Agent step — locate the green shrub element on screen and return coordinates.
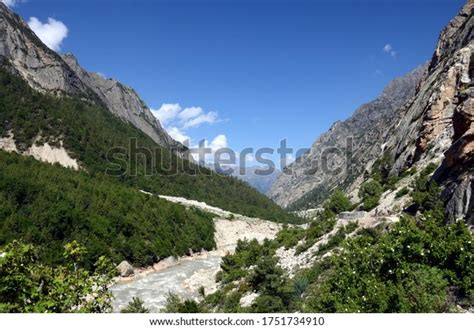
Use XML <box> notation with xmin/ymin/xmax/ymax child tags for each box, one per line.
<box><xmin>324</xmin><ymin>190</ymin><xmax>353</xmax><ymax>215</ymax></box>
<box><xmin>359</xmin><ymin>180</ymin><xmax>383</xmax><ymax>210</ymax></box>
<box><xmin>395</xmin><ymin>187</ymin><xmax>410</xmax><ymax>199</ymax></box>
<box><xmin>121</xmin><ymin>298</ymin><xmax>149</xmax><ymax>313</ymax></box>
<box><xmin>0</xmin><ymin>241</ymin><xmax>115</xmax><ymax>313</ymax></box>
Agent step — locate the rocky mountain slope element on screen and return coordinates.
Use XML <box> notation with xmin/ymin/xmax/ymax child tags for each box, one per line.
<box><xmin>271</xmin><ymin>1</ymin><xmax>473</xmax><ymax>224</ymax></box>
<box><xmin>0</xmin><ymin>3</ymin><xmax>180</xmax><ymax>150</ymax></box>
<box><xmin>269</xmin><ymin>64</ymin><xmax>427</xmax><ymax>208</ymax></box>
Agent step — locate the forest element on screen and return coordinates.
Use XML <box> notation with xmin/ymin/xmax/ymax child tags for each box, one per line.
<box><xmin>0</xmin><ymin>150</ymin><xmax>216</xmax><ymax>268</ymax></box>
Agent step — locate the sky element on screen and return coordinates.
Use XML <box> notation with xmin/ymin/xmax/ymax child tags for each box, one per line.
<box><xmin>3</xmin><ymin>0</ymin><xmax>467</xmax><ymax>166</ymax></box>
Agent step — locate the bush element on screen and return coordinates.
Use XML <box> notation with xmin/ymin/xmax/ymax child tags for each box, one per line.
<box><xmin>162</xmin><ymin>293</ymin><xmax>205</xmax><ymax>313</ymax></box>
<box><xmin>324</xmin><ymin>190</ymin><xmax>353</xmax><ymax>215</ymax></box>
<box><xmin>121</xmin><ymin>298</ymin><xmax>149</xmax><ymax>313</ymax></box>
<box><xmin>304</xmin><ymin>216</ymin><xmax>473</xmax><ymax>312</ymax></box>
<box><xmin>359</xmin><ymin>180</ymin><xmax>383</xmax><ymax>210</ymax></box>
<box><xmin>0</xmin><ymin>241</ymin><xmax>115</xmax><ymax>313</ymax></box>
<box><xmin>395</xmin><ymin>187</ymin><xmax>410</xmax><ymax>199</ymax></box>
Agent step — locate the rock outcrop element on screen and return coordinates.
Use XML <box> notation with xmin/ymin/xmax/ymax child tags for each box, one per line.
<box><xmin>0</xmin><ymin>3</ymin><xmax>182</xmax><ymax>151</ymax></box>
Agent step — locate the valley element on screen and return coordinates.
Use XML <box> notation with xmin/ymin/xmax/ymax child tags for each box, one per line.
<box><xmin>0</xmin><ymin>0</ymin><xmax>473</xmax><ymax>315</ymax></box>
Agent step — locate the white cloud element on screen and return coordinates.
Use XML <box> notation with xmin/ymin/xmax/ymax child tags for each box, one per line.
<box><xmin>209</xmin><ymin>134</ymin><xmax>228</xmax><ymax>151</ymax></box>
<box><xmin>189</xmin><ymin>134</ymin><xmax>229</xmax><ymax>164</ymax></box>
<box><xmin>28</xmin><ymin>17</ymin><xmax>68</xmax><ymax>51</ymax></box>
<box><xmin>383</xmin><ymin>43</ymin><xmax>397</xmax><ymax>58</ymax></box>
<box><xmin>151</xmin><ymin>103</ymin><xmax>182</xmax><ymax>125</ymax></box>
<box><xmin>152</xmin><ymin>103</ymin><xmax>220</xmax><ymax>130</ymax></box>
<box><xmin>167</xmin><ymin>127</ymin><xmax>191</xmax><ymax>145</ymax></box>
<box><xmin>182</xmin><ymin>111</ymin><xmax>218</xmax><ymax>129</ymax></box>
<box><xmin>1</xmin><ymin>0</ymin><xmax>21</xmax><ymax>7</ymax></box>
<box><xmin>178</xmin><ymin>106</ymin><xmax>203</xmax><ymax>121</ymax></box>
<box><xmin>151</xmin><ymin>103</ymin><xmax>227</xmax><ymax>165</ymax></box>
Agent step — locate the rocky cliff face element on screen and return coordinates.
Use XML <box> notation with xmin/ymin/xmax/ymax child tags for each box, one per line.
<box><xmin>269</xmin><ymin>65</ymin><xmax>427</xmax><ymax>208</ymax></box>
<box><xmin>270</xmin><ymin>0</ymin><xmax>474</xmax><ymax>223</ymax></box>
<box><xmin>0</xmin><ymin>3</ymin><xmax>182</xmax><ymax>152</ymax></box>
<box><xmin>387</xmin><ymin>0</ymin><xmax>474</xmax><ymax>224</ymax></box>
<box><xmin>61</xmin><ymin>53</ymin><xmax>185</xmax><ymax>152</ymax></box>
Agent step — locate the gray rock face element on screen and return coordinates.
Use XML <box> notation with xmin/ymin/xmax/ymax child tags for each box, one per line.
<box><xmin>0</xmin><ymin>3</ymin><xmax>90</xmax><ymax>96</ymax></box>
<box><xmin>62</xmin><ymin>54</ymin><xmax>185</xmax><ymax>152</ymax></box>
<box><xmin>385</xmin><ymin>0</ymin><xmax>474</xmax><ymax>223</ymax></box>
<box><xmin>270</xmin><ymin>1</ymin><xmax>474</xmax><ymax>222</ymax></box>
<box><xmin>0</xmin><ymin>3</ymin><xmax>183</xmax><ymax>152</ymax></box>
<box><xmin>117</xmin><ymin>261</ymin><xmax>135</xmax><ymax>277</ymax></box>
<box><xmin>269</xmin><ymin>64</ymin><xmax>427</xmax><ymax>209</ymax></box>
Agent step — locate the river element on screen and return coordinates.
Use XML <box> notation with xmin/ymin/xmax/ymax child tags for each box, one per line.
<box><xmin>110</xmin><ymin>255</ymin><xmax>221</xmax><ymax>312</ymax></box>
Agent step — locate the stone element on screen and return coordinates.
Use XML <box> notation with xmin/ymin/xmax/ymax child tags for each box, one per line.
<box><xmin>117</xmin><ymin>261</ymin><xmax>134</xmax><ymax>277</ymax></box>
<box><xmin>239</xmin><ymin>293</ymin><xmax>259</xmax><ymax>307</ymax></box>
<box><xmin>337</xmin><ymin>211</ymin><xmax>367</xmax><ymax>220</ymax></box>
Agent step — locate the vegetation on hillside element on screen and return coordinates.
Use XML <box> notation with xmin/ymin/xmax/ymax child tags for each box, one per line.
<box><xmin>0</xmin><ymin>151</ymin><xmax>216</xmax><ymax>268</ymax></box>
<box><xmin>0</xmin><ymin>67</ymin><xmax>298</xmax><ymax>224</ymax></box>
<box><xmin>167</xmin><ymin>179</ymin><xmax>473</xmax><ymax>313</ymax></box>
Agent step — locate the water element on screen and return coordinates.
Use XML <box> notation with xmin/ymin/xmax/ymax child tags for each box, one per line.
<box><xmin>110</xmin><ymin>255</ymin><xmax>221</xmax><ymax>312</ymax></box>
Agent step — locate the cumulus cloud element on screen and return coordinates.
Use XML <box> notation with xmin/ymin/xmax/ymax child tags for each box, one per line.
<box><xmin>151</xmin><ymin>103</ymin><xmax>182</xmax><ymax>126</ymax></box>
<box><xmin>151</xmin><ymin>103</ymin><xmax>228</xmax><ymax>164</ymax></box>
<box><xmin>383</xmin><ymin>43</ymin><xmax>397</xmax><ymax>58</ymax></box>
<box><xmin>152</xmin><ymin>103</ymin><xmax>220</xmax><ymax>130</ymax></box>
<box><xmin>1</xmin><ymin>0</ymin><xmax>21</xmax><ymax>7</ymax></box>
<box><xmin>167</xmin><ymin>127</ymin><xmax>191</xmax><ymax>145</ymax></box>
<box><xmin>182</xmin><ymin>110</ymin><xmax>219</xmax><ymax>129</ymax></box>
<box><xmin>28</xmin><ymin>17</ymin><xmax>68</xmax><ymax>51</ymax></box>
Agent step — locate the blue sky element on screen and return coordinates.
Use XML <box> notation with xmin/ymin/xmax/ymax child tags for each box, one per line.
<box><xmin>5</xmin><ymin>0</ymin><xmax>467</xmax><ymax>165</ymax></box>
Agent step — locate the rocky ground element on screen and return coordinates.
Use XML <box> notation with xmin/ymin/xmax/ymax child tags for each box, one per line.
<box><xmin>276</xmin><ymin>212</ymin><xmax>399</xmax><ymax>276</ymax></box>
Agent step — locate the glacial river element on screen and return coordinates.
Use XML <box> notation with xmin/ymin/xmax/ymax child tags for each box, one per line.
<box><xmin>110</xmin><ymin>255</ymin><xmax>222</xmax><ymax>312</ymax></box>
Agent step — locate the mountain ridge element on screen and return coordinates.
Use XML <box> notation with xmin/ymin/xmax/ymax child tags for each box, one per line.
<box><xmin>0</xmin><ymin>2</ymin><xmax>181</xmax><ymax>151</ymax></box>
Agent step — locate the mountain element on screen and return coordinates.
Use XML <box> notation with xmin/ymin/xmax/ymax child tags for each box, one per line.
<box><xmin>231</xmin><ymin>166</ymin><xmax>281</xmax><ymax>194</ymax></box>
<box><xmin>269</xmin><ymin>64</ymin><xmax>427</xmax><ymax>208</ymax></box>
<box><xmin>270</xmin><ymin>0</ymin><xmax>473</xmax><ymax>224</ymax></box>
<box><xmin>0</xmin><ymin>2</ymin><xmax>298</xmax><ymax>228</ymax></box>
<box><xmin>0</xmin><ymin>3</ymin><xmax>181</xmax><ymax>151</ymax></box>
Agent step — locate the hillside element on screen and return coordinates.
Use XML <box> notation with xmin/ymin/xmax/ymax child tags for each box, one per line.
<box><xmin>0</xmin><ymin>150</ymin><xmax>216</xmax><ymax>269</ymax></box>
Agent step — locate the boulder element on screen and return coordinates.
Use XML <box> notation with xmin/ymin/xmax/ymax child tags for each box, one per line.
<box><xmin>338</xmin><ymin>211</ymin><xmax>367</xmax><ymax>220</ymax></box>
<box><xmin>117</xmin><ymin>261</ymin><xmax>134</xmax><ymax>277</ymax></box>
